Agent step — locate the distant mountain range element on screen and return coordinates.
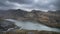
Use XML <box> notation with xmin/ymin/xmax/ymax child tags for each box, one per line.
<box><xmin>0</xmin><ymin>9</ymin><xmax>60</xmax><ymax>28</ymax></box>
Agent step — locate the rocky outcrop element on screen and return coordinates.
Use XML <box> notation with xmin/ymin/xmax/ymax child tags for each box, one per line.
<box><xmin>0</xmin><ymin>18</ymin><xmax>19</xmax><ymax>31</ymax></box>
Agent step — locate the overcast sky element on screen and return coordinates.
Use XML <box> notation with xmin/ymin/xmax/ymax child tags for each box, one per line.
<box><xmin>0</xmin><ymin>0</ymin><xmax>60</xmax><ymax>11</ymax></box>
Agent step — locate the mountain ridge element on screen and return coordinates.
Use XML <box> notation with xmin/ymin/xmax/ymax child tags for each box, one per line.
<box><xmin>0</xmin><ymin>9</ymin><xmax>60</xmax><ymax>28</ymax></box>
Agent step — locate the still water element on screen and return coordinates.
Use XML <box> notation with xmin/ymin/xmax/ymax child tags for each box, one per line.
<box><xmin>5</xmin><ymin>19</ymin><xmax>60</xmax><ymax>32</ymax></box>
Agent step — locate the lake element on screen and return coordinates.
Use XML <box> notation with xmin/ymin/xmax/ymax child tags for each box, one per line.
<box><xmin>5</xmin><ymin>19</ymin><xmax>60</xmax><ymax>32</ymax></box>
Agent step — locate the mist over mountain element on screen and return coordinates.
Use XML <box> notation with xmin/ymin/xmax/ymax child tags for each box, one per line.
<box><xmin>0</xmin><ymin>9</ymin><xmax>60</xmax><ymax>28</ymax></box>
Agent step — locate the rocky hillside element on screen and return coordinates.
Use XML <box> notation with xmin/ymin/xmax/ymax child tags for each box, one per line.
<box><xmin>0</xmin><ymin>9</ymin><xmax>60</xmax><ymax>28</ymax></box>
<box><xmin>47</xmin><ymin>10</ymin><xmax>60</xmax><ymax>28</ymax></box>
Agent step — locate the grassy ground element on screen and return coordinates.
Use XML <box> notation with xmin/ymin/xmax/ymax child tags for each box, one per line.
<box><xmin>1</xmin><ymin>30</ymin><xmax>60</xmax><ymax>34</ymax></box>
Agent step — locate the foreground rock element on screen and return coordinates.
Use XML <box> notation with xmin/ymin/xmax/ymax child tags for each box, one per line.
<box><xmin>0</xmin><ymin>18</ymin><xmax>19</xmax><ymax>31</ymax></box>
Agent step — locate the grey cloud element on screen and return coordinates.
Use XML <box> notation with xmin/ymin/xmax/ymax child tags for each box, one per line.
<box><xmin>0</xmin><ymin>0</ymin><xmax>60</xmax><ymax>10</ymax></box>
<box><xmin>55</xmin><ymin>0</ymin><xmax>60</xmax><ymax>10</ymax></box>
<box><xmin>48</xmin><ymin>0</ymin><xmax>60</xmax><ymax>10</ymax></box>
<box><xmin>0</xmin><ymin>0</ymin><xmax>7</xmax><ymax>6</ymax></box>
<box><xmin>8</xmin><ymin>0</ymin><xmax>34</xmax><ymax>4</ymax></box>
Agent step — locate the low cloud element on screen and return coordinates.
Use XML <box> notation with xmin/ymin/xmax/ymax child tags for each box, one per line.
<box><xmin>0</xmin><ymin>0</ymin><xmax>60</xmax><ymax>11</ymax></box>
